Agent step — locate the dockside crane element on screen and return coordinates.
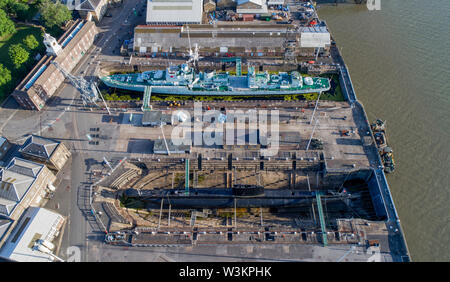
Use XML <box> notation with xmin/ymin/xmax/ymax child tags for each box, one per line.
<box><xmin>51</xmin><ymin>61</ymin><xmax>110</xmax><ymax>114</ymax></box>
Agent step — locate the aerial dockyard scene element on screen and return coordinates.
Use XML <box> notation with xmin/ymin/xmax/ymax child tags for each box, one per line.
<box><xmin>0</xmin><ymin>0</ymin><xmax>448</xmax><ymax>266</ymax></box>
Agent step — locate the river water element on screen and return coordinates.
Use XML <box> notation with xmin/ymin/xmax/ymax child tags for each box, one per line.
<box><xmin>317</xmin><ymin>0</ymin><xmax>450</xmax><ymax>261</ymax></box>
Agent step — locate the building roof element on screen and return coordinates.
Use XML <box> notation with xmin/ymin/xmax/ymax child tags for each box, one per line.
<box><xmin>0</xmin><ymin>158</ymin><xmax>44</xmax><ymax>217</ymax></box>
<box><xmin>0</xmin><ymin>137</ymin><xmax>7</xmax><ymax>147</ymax></box>
<box><xmin>0</xmin><ymin>219</ymin><xmax>12</xmax><ymax>242</ymax></box>
<box><xmin>76</xmin><ymin>0</ymin><xmax>103</xmax><ymax>11</ymax></box>
<box><xmin>153</xmin><ymin>139</ymin><xmax>191</xmax><ymax>154</ymax></box>
<box><xmin>236</xmin><ymin>0</ymin><xmax>267</xmax><ymax>13</ymax></box>
<box><xmin>142</xmin><ymin>111</ymin><xmax>172</xmax><ymax>125</ymax></box>
<box><xmin>19</xmin><ymin>135</ymin><xmax>60</xmax><ymax>160</ymax></box>
<box><xmin>134</xmin><ymin>24</ymin><xmax>298</xmax><ymax>51</ymax></box>
<box><xmin>300</xmin><ymin>26</ymin><xmax>330</xmax><ymax>48</ymax></box>
<box><xmin>301</xmin><ymin>26</ymin><xmax>329</xmax><ymax>33</ymax></box>
<box><xmin>147</xmin><ymin>0</ymin><xmax>203</xmax><ymax>24</ymax></box>
<box><xmin>237</xmin><ymin>0</ymin><xmax>263</xmax><ymax>6</ymax></box>
<box><xmin>216</xmin><ymin>0</ymin><xmax>236</xmax><ymax>7</ymax></box>
<box><xmin>0</xmin><ymin>207</ymin><xmax>64</xmax><ymax>262</ymax></box>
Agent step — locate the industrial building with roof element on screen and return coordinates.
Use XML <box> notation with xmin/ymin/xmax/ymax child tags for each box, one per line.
<box><xmin>11</xmin><ymin>19</ymin><xmax>98</xmax><ymax>111</ymax></box>
<box><xmin>19</xmin><ymin>135</ymin><xmax>71</xmax><ymax>171</ymax></box>
<box><xmin>133</xmin><ymin>23</ymin><xmax>329</xmax><ymax>58</ymax></box>
<box><xmin>0</xmin><ymin>207</ymin><xmax>65</xmax><ymax>262</ymax></box>
<box><xmin>216</xmin><ymin>0</ymin><xmax>236</xmax><ymax>10</ymax></box>
<box><xmin>146</xmin><ymin>0</ymin><xmax>203</xmax><ymax>25</ymax></box>
<box><xmin>236</xmin><ymin>0</ymin><xmax>268</xmax><ymax>14</ymax></box>
<box><xmin>0</xmin><ymin>157</ymin><xmax>56</xmax><ymax>221</ymax></box>
<box><xmin>299</xmin><ymin>26</ymin><xmax>331</xmax><ymax>48</ymax></box>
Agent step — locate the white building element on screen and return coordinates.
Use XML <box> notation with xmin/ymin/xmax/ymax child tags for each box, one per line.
<box><xmin>146</xmin><ymin>0</ymin><xmax>203</xmax><ymax>25</ymax></box>
<box><xmin>0</xmin><ymin>207</ymin><xmax>65</xmax><ymax>262</ymax></box>
<box><xmin>300</xmin><ymin>26</ymin><xmax>331</xmax><ymax>48</ymax></box>
<box><xmin>267</xmin><ymin>0</ymin><xmax>285</xmax><ymax>6</ymax></box>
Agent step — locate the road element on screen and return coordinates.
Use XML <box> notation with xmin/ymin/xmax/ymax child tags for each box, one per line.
<box><xmin>0</xmin><ymin>0</ymin><xmax>148</xmax><ymax>261</ymax></box>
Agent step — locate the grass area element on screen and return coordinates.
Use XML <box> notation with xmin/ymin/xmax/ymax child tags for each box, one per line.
<box><xmin>103</xmin><ymin>92</ymin><xmax>141</xmax><ymax>101</ymax></box>
<box><xmin>0</xmin><ymin>25</ymin><xmax>44</xmax><ymax>102</ymax></box>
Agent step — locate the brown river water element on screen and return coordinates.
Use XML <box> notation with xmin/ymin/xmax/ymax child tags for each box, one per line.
<box><xmin>318</xmin><ymin>0</ymin><xmax>450</xmax><ymax>261</ymax></box>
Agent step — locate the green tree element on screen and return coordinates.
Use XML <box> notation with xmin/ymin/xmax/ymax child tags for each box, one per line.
<box><xmin>0</xmin><ymin>9</ymin><xmax>16</xmax><ymax>38</ymax></box>
<box><xmin>38</xmin><ymin>0</ymin><xmax>72</xmax><ymax>29</ymax></box>
<box><xmin>13</xmin><ymin>2</ymin><xmax>33</xmax><ymax>21</ymax></box>
<box><xmin>0</xmin><ymin>0</ymin><xmax>15</xmax><ymax>13</ymax></box>
<box><xmin>23</xmin><ymin>34</ymin><xmax>39</xmax><ymax>50</ymax></box>
<box><xmin>0</xmin><ymin>64</ymin><xmax>12</xmax><ymax>87</ymax></box>
<box><xmin>9</xmin><ymin>44</ymin><xmax>29</xmax><ymax>69</ymax></box>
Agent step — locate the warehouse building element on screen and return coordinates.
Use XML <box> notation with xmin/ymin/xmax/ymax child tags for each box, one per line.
<box><xmin>300</xmin><ymin>26</ymin><xmax>331</xmax><ymax>48</ymax></box>
<box><xmin>133</xmin><ymin>22</ymin><xmax>330</xmax><ymax>58</ymax></box>
<box><xmin>134</xmin><ymin>24</ymin><xmax>298</xmax><ymax>57</ymax></box>
<box><xmin>146</xmin><ymin>0</ymin><xmax>203</xmax><ymax>25</ymax></box>
<box><xmin>11</xmin><ymin>20</ymin><xmax>98</xmax><ymax>111</ymax></box>
<box><xmin>0</xmin><ymin>207</ymin><xmax>65</xmax><ymax>262</ymax></box>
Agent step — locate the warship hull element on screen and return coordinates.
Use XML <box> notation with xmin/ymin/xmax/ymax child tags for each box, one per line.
<box><xmin>101</xmin><ymin>77</ymin><xmax>330</xmax><ymax>96</ymax></box>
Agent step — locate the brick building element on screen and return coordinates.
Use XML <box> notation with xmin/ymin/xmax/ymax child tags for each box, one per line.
<box><xmin>11</xmin><ymin>20</ymin><xmax>98</xmax><ymax>111</ymax></box>
<box><xmin>19</xmin><ymin>135</ymin><xmax>71</xmax><ymax>172</ymax></box>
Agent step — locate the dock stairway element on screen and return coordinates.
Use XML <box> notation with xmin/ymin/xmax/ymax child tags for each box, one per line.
<box><xmin>315</xmin><ymin>192</ymin><xmax>328</xmax><ymax>247</ymax></box>
<box><xmin>142</xmin><ymin>86</ymin><xmax>152</xmax><ymax>111</ymax></box>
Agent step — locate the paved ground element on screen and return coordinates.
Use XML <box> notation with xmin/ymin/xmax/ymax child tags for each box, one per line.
<box><xmin>86</xmin><ymin>243</ymin><xmax>391</xmax><ymax>262</ymax></box>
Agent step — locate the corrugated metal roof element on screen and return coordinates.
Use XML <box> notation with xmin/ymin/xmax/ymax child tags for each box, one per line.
<box><xmin>146</xmin><ymin>0</ymin><xmax>203</xmax><ymax>24</ymax></box>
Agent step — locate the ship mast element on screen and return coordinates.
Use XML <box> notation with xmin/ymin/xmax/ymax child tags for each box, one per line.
<box><xmin>186</xmin><ymin>25</ymin><xmax>200</xmax><ymax>71</ymax></box>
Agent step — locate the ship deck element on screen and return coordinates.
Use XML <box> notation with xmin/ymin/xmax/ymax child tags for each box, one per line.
<box><xmin>101</xmin><ymin>74</ymin><xmax>330</xmax><ymax>94</ymax></box>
